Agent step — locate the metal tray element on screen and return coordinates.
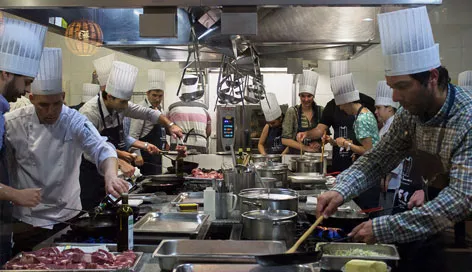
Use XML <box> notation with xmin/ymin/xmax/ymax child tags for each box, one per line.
<box><xmin>173</xmin><ymin>263</ymin><xmax>320</xmax><ymax>272</ymax></box>
<box><xmin>134</xmin><ymin>212</ymin><xmax>209</xmax><ymax>234</ymax></box>
<box><xmin>319</xmin><ymin>243</ymin><xmax>400</xmax><ymax>271</ymax></box>
<box><xmin>171</xmin><ymin>192</ymin><xmax>204</xmax><ymax>206</ymax></box>
<box><xmin>153</xmin><ymin>240</ymin><xmax>287</xmax><ymax>271</ymax></box>
<box><xmin>183</xmin><ymin>176</ymin><xmax>223</xmax><ymax>181</ymax></box>
<box><xmin>1</xmin><ymin>251</ymin><xmax>143</xmax><ymax>272</ymax></box>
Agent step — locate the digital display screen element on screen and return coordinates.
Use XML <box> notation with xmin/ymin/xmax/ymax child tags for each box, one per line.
<box><xmin>222</xmin><ymin>116</ymin><xmax>234</xmax><ymax>138</ymax></box>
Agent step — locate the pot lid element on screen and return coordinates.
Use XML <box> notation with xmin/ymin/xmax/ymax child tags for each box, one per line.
<box><xmin>242</xmin><ymin>209</ymin><xmax>297</xmax><ymax>220</ymax></box>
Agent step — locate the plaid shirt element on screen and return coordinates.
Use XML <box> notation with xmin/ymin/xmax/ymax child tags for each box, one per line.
<box><xmin>332</xmin><ymin>84</ymin><xmax>472</xmax><ymax>244</ymax></box>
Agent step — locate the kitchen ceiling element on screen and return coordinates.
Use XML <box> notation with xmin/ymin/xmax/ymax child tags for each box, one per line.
<box><xmin>2</xmin><ymin>0</ymin><xmax>442</xmax><ymax>67</ymax></box>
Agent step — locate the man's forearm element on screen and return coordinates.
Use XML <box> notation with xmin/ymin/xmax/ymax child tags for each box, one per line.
<box><xmin>100</xmin><ymin>157</ymin><xmax>118</xmax><ymax>180</ymax></box>
<box><xmin>158</xmin><ymin>115</ymin><xmax>173</xmax><ymax>127</ymax></box>
<box><xmin>0</xmin><ymin>183</ymin><xmax>17</xmax><ymax>202</ymax></box>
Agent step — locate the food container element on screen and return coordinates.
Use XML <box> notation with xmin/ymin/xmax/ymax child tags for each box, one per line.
<box><xmin>153</xmin><ymin>240</ymin><xmax>287</xmax><ymax>271</ymax></box>
<box><xmin>251</xmin><ymin>154</ymin><xmax>283</xmax><ymax>163</ymax></box>
<box><xmin>319</xmin><ymin>243</ymin><xmax>400</xmax><ymax>271</ymax></box>
<box><xmin>172</xmin><ymin>263</ymin><xmax>317</xmax><ymax>272</ymax></box>
<box><xmin>256</xmin><ymin>164</ymin><xmax>288</xmax><ymax>186</ymax></box>
<box><xmin>239</xmin><ymin>188</ymin><xmax>298</xmax><ymax>214</ymax></box>
<box><xmin>241</xmin><ymin>210</ymin><xmax>297</xmax><ymax>246</ymax></box>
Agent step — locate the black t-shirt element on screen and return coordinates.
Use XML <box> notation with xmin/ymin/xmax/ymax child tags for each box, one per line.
<box><xmin>320</xmin><ymin>93</ymin><xmax>376</xmax><ymax>172</ymax></box>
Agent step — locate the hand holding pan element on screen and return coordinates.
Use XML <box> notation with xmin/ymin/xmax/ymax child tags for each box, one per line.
<box><xmin>255</xmin><ymin>216</ymin><xmax>324</xmax><ymax>266</ymax></box>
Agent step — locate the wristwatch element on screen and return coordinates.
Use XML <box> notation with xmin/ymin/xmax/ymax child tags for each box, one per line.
<box><xmin>347</xmin><ymin>142</ymin><xmax>352</xmax><ymax>151</ymax></box>
<box><xmin>144</xmin><ymin>142</ymin><xmax>149</xmax><ymax>149</ymax></box>
<box><xmin>167</xmin><ymin>122</ymin><xmax>175</xmax><ymax>128</ymax></box>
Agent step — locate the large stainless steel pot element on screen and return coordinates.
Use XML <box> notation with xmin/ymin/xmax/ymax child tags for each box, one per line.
<box><xmin>239</xmin><ymin>188</ymin><xmax>298</xmax><ymax>214</ymax></box>
<box><xmin>251</xmin><ymin>154</ymin><xmax>283</xmax><ymax>163</ymax></box>
<box><xmin>291</xmin><ymin>157</ymin><xmax>322</xmax><ymax>173</ymax></box>
<box><xmin>241</xmin><ymin>210</ymin><xmax>297</xmax><ymax>246</ymax></box>
<box><xmin>256</xmin><ymin>163</ymin><xmax>288</xmax><ymax>187</ymax></box>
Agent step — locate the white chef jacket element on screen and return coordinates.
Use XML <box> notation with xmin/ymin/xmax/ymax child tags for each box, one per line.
<box><xmin>9</xmin><ymin>96</ymin><xmax>32</xmax><ymax>112</ymax></box>
<box><xmin>380</xmin><ymin>115</ymin><xmax>402</xmax><ymax>190</ymax></box>
<box><xmin>4</xmin><ymin>105</ymin><xmax>117</xmax><ymax>228</ymax></box>
<box><xmin>79</xmin><ymin>93</ymin><xmax>161</xmax><ymax>162</ymax></box>
<box><xmin>128</xmin><ymin>99</ymin><xmax>163</xmax><ymax>139</ymax></box>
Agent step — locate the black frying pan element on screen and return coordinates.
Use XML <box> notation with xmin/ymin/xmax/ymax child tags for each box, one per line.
<box><xmin>255</xmin><ymin>251</ymin><xmax>322</xmax><ymax>266</ymax></box>
<box><xmin>139</xmin><ymin>174</ymin><xmax>185</xmax><ymax>193</ymax></box>
<box><xmin>69</xmin><ymin>217</ymin><xmax>116</xmax><ymax>234</ymax></box>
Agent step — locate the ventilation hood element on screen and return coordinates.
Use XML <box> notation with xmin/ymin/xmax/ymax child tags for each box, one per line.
<box><xmin>3</xmin><ymin>0</ymin><xmax>442</xmax><ymax>67</ymax></box>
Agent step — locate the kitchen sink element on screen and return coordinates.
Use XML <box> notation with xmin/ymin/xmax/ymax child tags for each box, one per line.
<box><xmin>203</xmin><ymin>222</ymin><xmax>242</xmax><ymax>240</ymax></box>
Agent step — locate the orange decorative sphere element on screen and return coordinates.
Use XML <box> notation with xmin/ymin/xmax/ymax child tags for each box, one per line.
<box><xmin>65</xmin><ymin>19</ymin><xmax>103</xmax><ymax>56</ymax></box>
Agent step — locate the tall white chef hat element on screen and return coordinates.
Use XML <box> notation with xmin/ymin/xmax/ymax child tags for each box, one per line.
<box><xmin>329</xmin><ymin>60</ymin><xmax>350</xmax><ymax>78</ymax></box>
<box><xmin>93</xmin><ymin>53</ymin><xmax>116</xmax><ymax>86</ymax></box>
<box><xmin>458</xmin><ymin>71</ymin><xmax>472</xmax><ymax>90</ymax></box>
<box><xmin>0</xmin><ymin>17</ymin><xmax>47</xmax><ymax>78</ymax></box>
<box><xmin>298</xmin><ymin>70</ymin><xmax>319</xmax><ymax>96</ymax></box>
<box><xmin>331</xmin><ymin>73</ymin><xmax>359</xmax><ymax>106</ymax></box>
<box><xmin>261</xmin><ymin>92</ymin><xmax>282</xmax><ymax>122</ymax></box>
<box><xmin>180</xmin><ymin>75</ymin><xmax>199</xmax><ymax>95</ymax></box>
<box><xmin>148</xmin><ymin>69</ymin><xmax>166</xmax><ymax>90</ymax></box>
<box><xmin>378</xmin><ymin>6</ymin><xmax>440</xmax><ymax>76</ymax></box>
<box><xmin>375</xmin><ymin>80</ymin><xmax>399</xmax><ymax>109</ymax></box>
<box><xmin>106</xmin><ymin>61</ymin><xmax>138</xmax><ymax>100</ymax></box>
<box><xmin>82</xmin><ymin>83</ymin><xmax>100</xmax><ymax>103</ymax></box>
<box><xmin>31</xmin><ymin>48</ymin><xmax>63</xmax><ymax>95</ymax></box>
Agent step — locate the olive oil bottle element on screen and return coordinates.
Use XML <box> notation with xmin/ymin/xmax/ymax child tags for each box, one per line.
<box><xmin>117</xmin><ymin>193</ymin><xmax>133</xmax><ymax>251</ymax></box>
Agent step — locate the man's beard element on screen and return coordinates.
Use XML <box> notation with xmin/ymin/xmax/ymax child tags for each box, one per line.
<box><xmin>3</xmin><ymin>79</ymin><xmax>23</xmax><ymax>103</ymax></box>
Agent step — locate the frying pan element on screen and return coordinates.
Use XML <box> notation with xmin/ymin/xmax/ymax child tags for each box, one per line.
<box><xmin>255</xmin><ymin>216</ymin><xmax>325</xmax><ymax>266</ymax></box>
<box><xmin>139</xmin><ymin>174</ymin><xmax>185</xmax><ymax>194</ymax></box>
<box><xmin>69</xmin><ymin>216</ymin><xmax>116</xmax><ymax>234</ymax></box>
<box><xmin>160</xmin><ymin>153</ymin><xmax>199</xmax><ymax>174</ymax></box>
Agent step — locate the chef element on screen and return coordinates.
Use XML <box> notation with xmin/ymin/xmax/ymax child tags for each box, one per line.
<box><xmin>129</xmin><ymin>69</ymin><xmax>169</xmax><ymax>175</ymax></box>
<box><xmin>0</xmin><ymin>17</ymin><xmax>47</xmax><ymax>265</ymax></box>
<box><xmin>79</xmin><ymin>60</ymin><xmax>183</xmax><ymax>210</ymax></box>
<box><xmin>297</xmin><ymin>61</ymin><xmax>376</xmax><ymax>172</ymax></box>
<box><xmin>70</xmin><ymin>83</ymin><xmax>100</xmax><ymax>110</ymax></box>
<box><xmin>374</xmin><ymin>81</ymin><xmax>402</xmax><ymax>215</ymax></box>
<box><xmin>168</xmin><ymin>75</ymin><xmax>211</xmax><ymax>154</ymax></box>
<box><xmin>317</xmin><ymin>7</ymin><xmax>469</xmax><ymax>271</ymax></box>
<box><xmin>4</xmin><ymin>48</ymin><xmax>128</xmax><ymax>254</ymax></box>
<box><xmin>258</xmin><ymin>92</ymin><xmax>288</xmax><ymax>155</ymax></box>
<box><xmin>282</xmin><ymin>70</ymin><xmax>323</xmax><ymax>153</ymax></box>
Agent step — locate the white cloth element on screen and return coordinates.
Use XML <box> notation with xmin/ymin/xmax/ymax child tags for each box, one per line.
<box><xmin>106</xmin><ymin>61</ymin><xmax>138</xmax><ymax>100</ymax></box>
<box><xmin>129</xmin><ymin>99</ymin><xmax>161</xmax><ymax>139</ymax></box>
<box><xmin>329</xmin><ymin>60</ymin><xmax>349</xmax><ymax>78</ymax></box>
<box><xmin>93</xmin><ymin>53</ymin><xmax>116</xmax><ymax>86</ymax></box>
<box><xmin>375</xmin><ymin>80</ymin><xmax>399</xmax><ymax>109</ymax></box>
<box><xmin>379</xmin><ymin>115</ymin><xmax>401</xmax><ymax>190</ymax></box>
<box><xmin>181</xmin><ymin>75</ymin><xmax>199</xmax><ymax>95</ymax></box>
<box><xmin>148</xmin><ymin>69</ymin><xmax>165</xmax><ymax>90</ymax></box>
<box><xmin>331</xmin><ymin>73</ymin><xmax>359</xmax><ymax>105</ymax></box>
<box><xmin>0</xmin><ymin>17</ymin><xmax>47</xmax><ymax>78</ymax></box>
<box><xmin>458</xmin><ymin>71</ymin><xmax>472</xmax><ymax>90</ymax></box>
<box><xmin>82</xmin><ymin>83</ymin><xmax>100</xmax><ymax>103</ymax></box>
<box><xmin>9</xmin><ymin>96</ymin><xmax>31</xmax><ymax>111</ymax></box>
<box><xmin>298</xmin><ymin>70</ymin><xmax>319</xmax><ymax>96</ymax></box>
<box><xmin>31</xmin><ymin>48</ymin><xmax>62</xmax><ymax>95</ymax></box>
<box><xmin>4</xmin><ymin>105</ymin><xmax>117</xmax><ymax>228</ymax></box>
<box><xmin>261</xmin><ymin>92</ymin><xmax>282</xmax><ymax>122</ymax></box>
<box><xmin>378</xmin><ymin>6</ymin><xmax>440</xmax><ymax>76</ymax></box>
<box><xmin>79</xmin><ymin>93</ymin><xmax>161</xmax><ymax>162</ymax></box>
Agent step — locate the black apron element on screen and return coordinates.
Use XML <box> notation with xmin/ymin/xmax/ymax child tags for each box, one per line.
<box><xmin>331</xmin><ymin>108</ymin><xmax>359</xmax><ymax>172</ymax></box>
<box><xmin>79</xmin><ymin>97</ymin><xmax>126</xmax><ymax>211</ymax></box>
<box><xmin>0</xmin><ymin>145</ymin><xmax>12</xmax><ymax>265</ymax></box>
<box><xmin>392</xmin><ymin>156</ymin><xmax>424</xmax><ymax>215</ymax></box>
<box><xmin>139</xmin><ymin>100</ymin><xmax>166</xmax><ymax>175</ymax></box>
<box><xmin>288</xmin><ymin>103</ymin><xmax>322</xmax><ymax>154</ymax></box>
<box><xmin>264</xmin><ymin>126</ymin><xmax>285</xmax><ymax>154</ymax></box>
<box><xmin>394</xmin><ymin>84</ymin><xmax>456</xmax><ymax>272</ymax></box>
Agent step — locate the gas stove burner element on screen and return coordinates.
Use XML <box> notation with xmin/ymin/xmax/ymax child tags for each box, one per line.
<box><xmin>54</xmin><ymin>231</ymin><xmax>115</xmax><ymax>244</ymax></box>
<box><xmin>295</xmin><ymin>221</ymin><xmax>347</xmax><ymax>253</ymax></box>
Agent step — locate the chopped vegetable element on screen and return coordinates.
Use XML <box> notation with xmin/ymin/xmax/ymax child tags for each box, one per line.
<box><xmin>332</xmin><ymin>249</ymin><xmax>389</xmax><ymax>257</ymax></box>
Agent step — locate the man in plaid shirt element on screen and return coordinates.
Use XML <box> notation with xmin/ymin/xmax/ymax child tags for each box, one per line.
<box><xmin>317</xmin><ymin>7</ymin><xmax>471</xmax><ymax>270</ymax></box>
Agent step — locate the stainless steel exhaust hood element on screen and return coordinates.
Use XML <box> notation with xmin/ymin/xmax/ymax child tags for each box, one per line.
<box><xmin>2</xmin><ymin>1</ymin><xmax>442</xmax><ymax>66</ymax></box>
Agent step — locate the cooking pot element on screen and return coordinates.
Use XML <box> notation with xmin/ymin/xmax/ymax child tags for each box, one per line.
<box><xmin>239</xmin><ymin>188</ymin><xmax>298</xmax><ymax>214</ymax></box>
<box><xmin>242</xmin><ymin>210</ymin><xmax>297</xmax><ymax>246</ymax></box>
<box><xmin>256</xmin><ymin>164</ymin><xmax>288</xmax><ymax>187</ymax></box>
<box><xmin>251</xmin><ymin>154</ymin><xmax>283</xmax><ymax>163</ymax></box>
<box><xmin>291</xmin><ymin>157</ymin><xmax>322</xmax><ymax>173</ymax></box>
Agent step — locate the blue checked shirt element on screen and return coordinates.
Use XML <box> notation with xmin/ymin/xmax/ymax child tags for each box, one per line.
<box><xmin>332</xmin><ymin>84</ymin><xmax>472</xmax><ymax>244</ymax></box>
